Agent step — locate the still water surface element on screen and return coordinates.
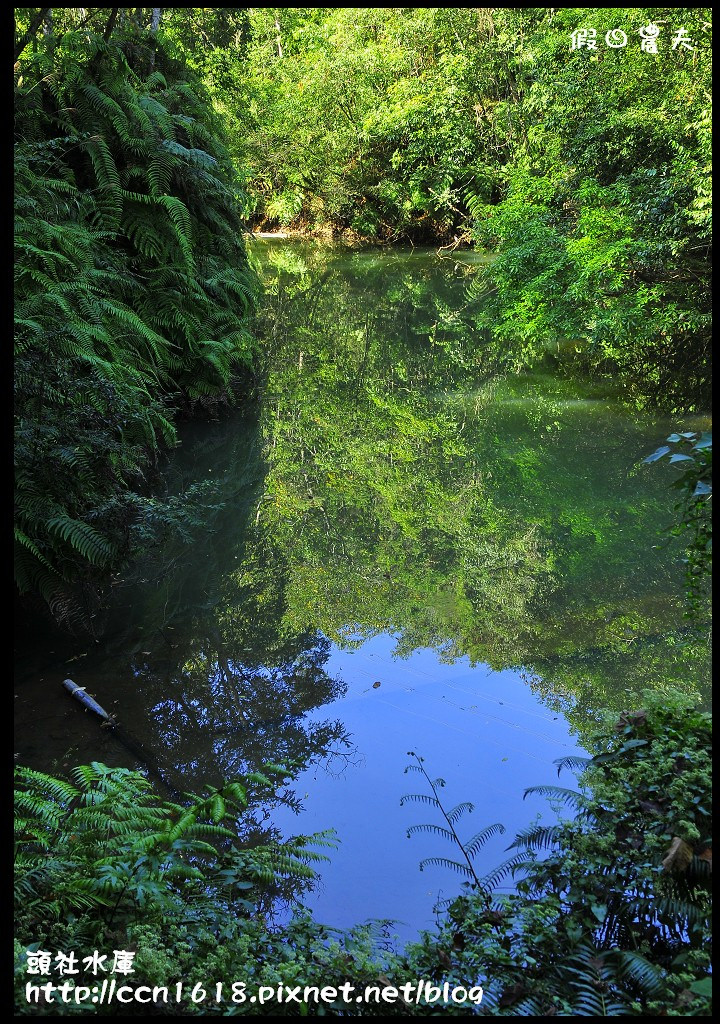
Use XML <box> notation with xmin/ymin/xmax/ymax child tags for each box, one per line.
<box><xmin>15</xmin><ymin>241</ymin><xmax>710</xmax><ymax>936</ymax></box>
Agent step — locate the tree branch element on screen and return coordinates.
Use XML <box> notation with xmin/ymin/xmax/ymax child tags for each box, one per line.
<box><xmin>103</xmin><ymin>8</ymin><xmax>119</xmax><ymax>42</ymax></box>
<box><xmin>14</xmin><ymin>8</ymin><xmax>51</xmax><ymax>61</ymax></box>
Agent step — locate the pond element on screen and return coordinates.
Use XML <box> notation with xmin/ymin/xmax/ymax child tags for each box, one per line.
<box><xmin>14</xmin><ymin>240</ymin><xmax>710</xmax><ymax>938</ymax></box>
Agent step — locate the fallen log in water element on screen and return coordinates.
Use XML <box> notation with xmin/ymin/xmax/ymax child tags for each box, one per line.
<box><xmin>62</xmin><ymin>678</ymin><xmax>111</xmax><ymax>720</ymax></box>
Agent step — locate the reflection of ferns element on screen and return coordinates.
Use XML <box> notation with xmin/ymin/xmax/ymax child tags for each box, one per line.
<box><xmin>14</xmin><ymin>28</ymin><xmax>258</xmax><ymax>619</ymax></box>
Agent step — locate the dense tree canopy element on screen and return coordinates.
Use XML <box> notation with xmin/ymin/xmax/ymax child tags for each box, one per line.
<box><xmin>200</xmin><ymin>7</ymin><xmax>712</xmax><ymax>407</ymax></box>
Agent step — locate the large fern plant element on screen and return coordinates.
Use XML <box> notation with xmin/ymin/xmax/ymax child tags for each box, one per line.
<box><xmin>15</xmin><ymin>760</ymin><xmax>331</xmax><ymax>937</ymax></box>
<box><xmin>14</xmin><ymin>25</ymin><xmax>258</xmax><ymax>621</ymax></box>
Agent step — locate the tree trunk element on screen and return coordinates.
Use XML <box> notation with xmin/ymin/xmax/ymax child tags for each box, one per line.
<box><xmin>149</xmin><ymin>8</ymin><xmax>162</xmax><ymax>71</ymax></box>
<box><xmin>103</xmin><ymin>8</ymin><xmax>119</xmax><ymax>42</ymax></box>
<box><xmin>14</xmin><ymin>7</ymin><xmax>50</xmax><ymax>61</ymax></box>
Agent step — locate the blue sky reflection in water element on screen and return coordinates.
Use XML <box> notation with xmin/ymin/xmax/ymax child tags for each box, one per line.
<box><xmin>271</xmin><ymin>633</ymin><xmax>586</xmax><ymax>937</ymax></box>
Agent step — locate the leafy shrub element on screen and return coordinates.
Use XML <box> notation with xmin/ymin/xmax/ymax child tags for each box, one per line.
<box><xmin>644</xmin><ymin>432</ymin><xmax>712</xmax><ymax>613</ymax></box>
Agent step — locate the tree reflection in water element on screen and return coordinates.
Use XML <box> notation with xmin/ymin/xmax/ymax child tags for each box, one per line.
<box><xmin>15</xmin><ymin>241</ymin><xmax>710</xmax><ymax>844</ymax></box>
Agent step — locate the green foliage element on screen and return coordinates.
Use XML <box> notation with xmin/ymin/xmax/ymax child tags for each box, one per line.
<box><xmin>468</xmin><ymin>8</ymin><xmax>712</xmax><ymax>411</ymax></box>
<box><xmin>169</xmin><ymin>8</ymin><xmax>501</xmax><ymax>240</ymax></box>
<box><xmin>400</xmin><ymin>692</ymin><xmax>712</xmax><ymax>1015</ymax></box>
<box><xmin>14</xmin><ymin>761</ymin><xmax>331</xmax><ymax>988</ymax></box>
<box><xmin>164</xmin><ymin>7</ymin><xmax>711</xmax><ymax>407</ymax></box>
<box><xmin>14</xmin><ymin>20</ymin><xmax>258</xmax><ymax>620</ymax></box>
<box><xmin>14</xmin><ymin>696</ymin><xmax>711</xmax><ymax>1015</ymax></box>
<box><xmin>644</xmin><ymin>432</ymin><xmax>712</xmax><ymax>613</ymax></box>
<box><xmin>11</xmin><ymin>9</ymin><xmax>712</xmax><ymax>1017</ymax></box>
<box><xmin>14</xmin><ymin>8</ymin><xmax>711</xmax><ymax>623</ymax></box>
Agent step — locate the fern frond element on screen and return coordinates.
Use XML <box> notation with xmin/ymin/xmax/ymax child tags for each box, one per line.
<box><xmin>465</xmin><ymin>823</ymin><xmax>506</xmax><ymax>857</ymax></box>
<box><xmin>47</xmin><ymin>515</ymin><xmax>115</xmax><ymax>565</ymax></box>
<box><xmin>400</xmin><ymin>793</ymin><xmax>441</xmax><ymax>809</ymax></box>
<box><xmin>406</xmin><ymin>823</ymin><xmax>456</xmax><ymax>842</ymax></box>
<box><xmin>507</xmin><ymin>823</ymin><xmax>562</xmax><ymax>852</ymax></box>
<box><xmin>613</xmin><ymin>950</ymin><xmax>664</xmax><ymax>996</ymax></box>
<box><xmin>446</xmin><ymin>801</ymin><xmax>475</xmax><ymax>824</ymax></box>
<box><xmin>523</xmin><ymin>785</ymin><xmax>586</xmax><ymax>810</ymax></box>
<box><xmin>419</xmin><ymin>856</ymin><xmax>475</xmax><ymax>877</ymax></box>
<box><xmin>554</xmin><ymin>754</ymin><xmax>592</xmax><ymax>777</ymax></box>
<box><xmin>479</xmin><ymin>853</ymin><xmax>532</xmax><ymax>890</ymax></box>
